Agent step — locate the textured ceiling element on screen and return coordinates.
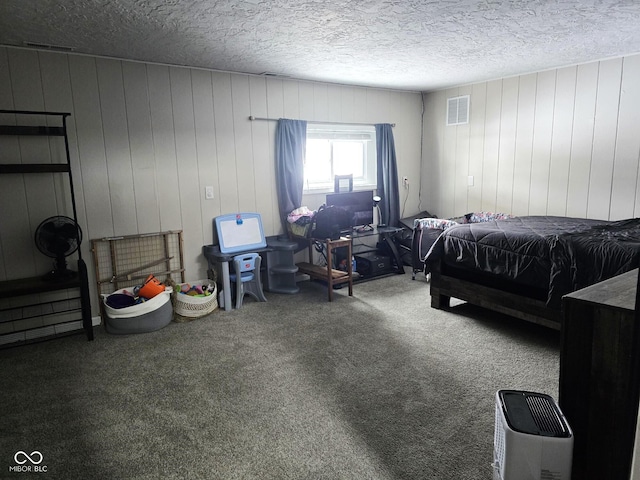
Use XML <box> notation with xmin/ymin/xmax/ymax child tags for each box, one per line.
<box><xmin>2</xmin><ymin>0</ymin><xmax>640</xmax><ymax>91</ymax></box>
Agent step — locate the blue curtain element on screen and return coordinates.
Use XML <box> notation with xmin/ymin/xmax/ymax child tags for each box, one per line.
<box><xmin>276</xmin><ymin>118</ymin><xmax>307</xmax><ymax>230</ymax></box>
<box><xmin>375</xmin><ymin>123</ymin><xmax>400</xmax><ymax>228</ymax></box>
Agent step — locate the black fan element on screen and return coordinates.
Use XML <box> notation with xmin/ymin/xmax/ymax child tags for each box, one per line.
<box><xmin>34</xmin><ymin>215</ymin><xmax>82</xmax><ymax>281</ymax></box>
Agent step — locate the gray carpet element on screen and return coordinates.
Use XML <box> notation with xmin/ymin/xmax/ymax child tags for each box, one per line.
<box><xmin>0</xmin><ymin>270</ymin><xmax>560</xmax><ymax>479</ymax></box>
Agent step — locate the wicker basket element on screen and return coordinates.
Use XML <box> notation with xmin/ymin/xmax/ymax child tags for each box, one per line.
<box><xmin>173</xmin><ymin>280</ymin><xmax>218</xmax><ymax>322</ymax></box>
<box><xmin>287</xmin><ymin>221</ymin><xmax>311</xmax><ymax>239</ymax></box>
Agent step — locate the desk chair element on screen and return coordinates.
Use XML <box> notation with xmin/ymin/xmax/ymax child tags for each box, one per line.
<box><xmin>229</xmin><ymin>253</ymin><xmax>267</xmax><ymax>308</ymax></box>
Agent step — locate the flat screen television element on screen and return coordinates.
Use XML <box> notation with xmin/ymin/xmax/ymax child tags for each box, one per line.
<box><xmin>325</xmin><ymin>190</ymin><xmax>374</xmax><ymax>231</ymax></box>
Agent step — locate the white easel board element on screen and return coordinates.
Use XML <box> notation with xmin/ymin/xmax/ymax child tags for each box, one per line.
<box><xmin>214</xmin><ymin>213</ymin><xmax>267</xmax><ymax>254</ymax></box>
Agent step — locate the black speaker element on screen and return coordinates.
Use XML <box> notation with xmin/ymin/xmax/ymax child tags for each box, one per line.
<box><xmin>355</xmin><ymin>252</ymin><xmax>391</xmax><ymax>276</ymax></box>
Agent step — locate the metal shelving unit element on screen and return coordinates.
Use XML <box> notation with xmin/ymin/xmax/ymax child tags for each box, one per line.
<box><xmin>0</xmin><ymin>110</ymin><xmax>93</xmax><ymax>346</ymax></box>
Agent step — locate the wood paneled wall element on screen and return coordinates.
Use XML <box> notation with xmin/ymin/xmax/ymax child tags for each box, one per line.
<box><xmin>0</xmin><ymin>46</ymin><xmax>423</xmax><ymax>315</ymax></box>
<box><xmin>422</xmin><ymin>53</ymin><xmax>640</xmax><ymax>221</ymax></box>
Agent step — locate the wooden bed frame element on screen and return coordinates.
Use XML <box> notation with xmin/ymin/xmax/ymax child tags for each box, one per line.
<box><xmin>429</xmin><ymin>260</ymin><xmax>563</xmax><ymax>330</ymax></box>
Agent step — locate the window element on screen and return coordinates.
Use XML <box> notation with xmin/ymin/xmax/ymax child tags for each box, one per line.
<box><xmin>304</xmin><ymin>124</ymin><xmax>376</xmax><ymax>192</ymax></box>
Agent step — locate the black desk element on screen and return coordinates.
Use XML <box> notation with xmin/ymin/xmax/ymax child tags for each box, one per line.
<box><xmin>347</xmin><ymin>226</ymin><xmax>404</xmax><ymax>278</ymax></box>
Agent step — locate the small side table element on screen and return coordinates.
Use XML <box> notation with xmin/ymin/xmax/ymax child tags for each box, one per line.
<box><xmin>262</xmin><ymin>236</ymin><xmax>299</xmax><ymax>294</ymax></box>
<box><xmin>296</xmin><ymin>237</ymin><xmax>353</xmax><ymax>301</ymax></box>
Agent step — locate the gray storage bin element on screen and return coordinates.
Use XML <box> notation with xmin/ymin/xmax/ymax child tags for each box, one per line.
<box><xmin>103</xmin><ymin>289</ymin><xmax>173</xmax><ymax>334</ymax></box>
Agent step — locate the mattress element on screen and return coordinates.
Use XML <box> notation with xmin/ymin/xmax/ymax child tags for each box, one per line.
<box><xmin>425</xmin><ymin>215</ymin><xmax>640</xmax><ymax>307</ymax></box>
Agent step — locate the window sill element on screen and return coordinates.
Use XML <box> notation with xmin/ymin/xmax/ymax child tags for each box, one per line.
<box><xmin>303</xmin><ymin>185</ymin><xmax>377</xmax><ymax>195</ymax></box>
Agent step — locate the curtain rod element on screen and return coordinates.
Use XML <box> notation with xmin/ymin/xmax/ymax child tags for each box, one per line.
<box><xmin>248</xmin><ymin>115</ymin><xmax>395</xmax><ymax>127</ymax></box>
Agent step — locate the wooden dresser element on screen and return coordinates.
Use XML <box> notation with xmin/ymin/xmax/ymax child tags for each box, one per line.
<box><xmin>560</xmin><ymin>268</ymin><xmax>639</xmax><ymax>480</ymax></box>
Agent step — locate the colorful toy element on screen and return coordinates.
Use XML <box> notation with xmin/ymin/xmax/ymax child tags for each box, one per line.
<box><xmin>138</xmin><ymin>274</ymin><xmax>165</xmax><ymax>299</ymax></box>
<box><xmin>176</xmin><ymin>282</ymin><xmax>215</xmax><ymax>298</ymax></box>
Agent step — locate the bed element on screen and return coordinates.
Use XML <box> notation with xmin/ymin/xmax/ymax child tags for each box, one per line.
<box><xmin>409</xmin><ymin>212</ymin><xmax>513</xmax><ymax>279</ymax></box>
<box><xmin>422</xmin><ymin>215</ymin><xmax>640</xmax><ymax>329</ymax></box>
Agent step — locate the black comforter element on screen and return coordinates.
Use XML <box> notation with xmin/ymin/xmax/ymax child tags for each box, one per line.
<box><xmin>424</xmin><ymin>216</ymin><xmax>640</xmax><ymax>307</ymax></box>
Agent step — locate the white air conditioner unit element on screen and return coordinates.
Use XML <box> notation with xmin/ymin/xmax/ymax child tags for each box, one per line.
<box><xmin>493</xmin><ymin>390</ymin><xmax>573</xmax><ymax>480</ymax></box>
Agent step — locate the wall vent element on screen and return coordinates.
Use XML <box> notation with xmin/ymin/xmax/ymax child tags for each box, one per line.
<box><xmin>447</xmin><ymin>95</ymin><xmax>470</xmax><ymax>126</ymax></box>
<box><xmin>259</xmin><ymin>72</ymin><xmax>292</xmax><ymax>78</ymax></box>
<box><xmin>23</xmin><ymin>41</ymin><xmax>76</xmax><ymax>52</ymax></box>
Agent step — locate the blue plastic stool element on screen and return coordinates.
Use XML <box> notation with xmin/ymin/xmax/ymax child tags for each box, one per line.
<box><xmin>229</xmin><ymin>253</ymin><xmax>267</xmax><ymax>309</ymax></box>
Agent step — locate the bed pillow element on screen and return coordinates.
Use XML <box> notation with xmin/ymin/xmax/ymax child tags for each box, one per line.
<box><xmin>414</xmin><ymin>218</ymin><xmax>460</xmax><ymax>230</ymax></box>
<box><xmin>467</xmin><ymin>211</ymin><xmax>514</xmax><ymax>223</ymax></box>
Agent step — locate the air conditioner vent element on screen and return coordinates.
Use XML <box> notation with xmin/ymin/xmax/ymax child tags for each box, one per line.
<box><xmin>526</xmin><ymin>394</ymin><xmax>569</xmax><ymax>436</ymax></box>
<box><xmin>447</xmin><ymin>95</ymin><xmax>469</xmax><ymax>126</ymax></box>
<box><xmin>23</xmin><ymin>41</ymin><xmax>75</xmax><ymax>52</ymax></box>
<box><xmin>501</xmin><ymin>390</ymin><xmax>571</xmax><ymax>438</ymax></box>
